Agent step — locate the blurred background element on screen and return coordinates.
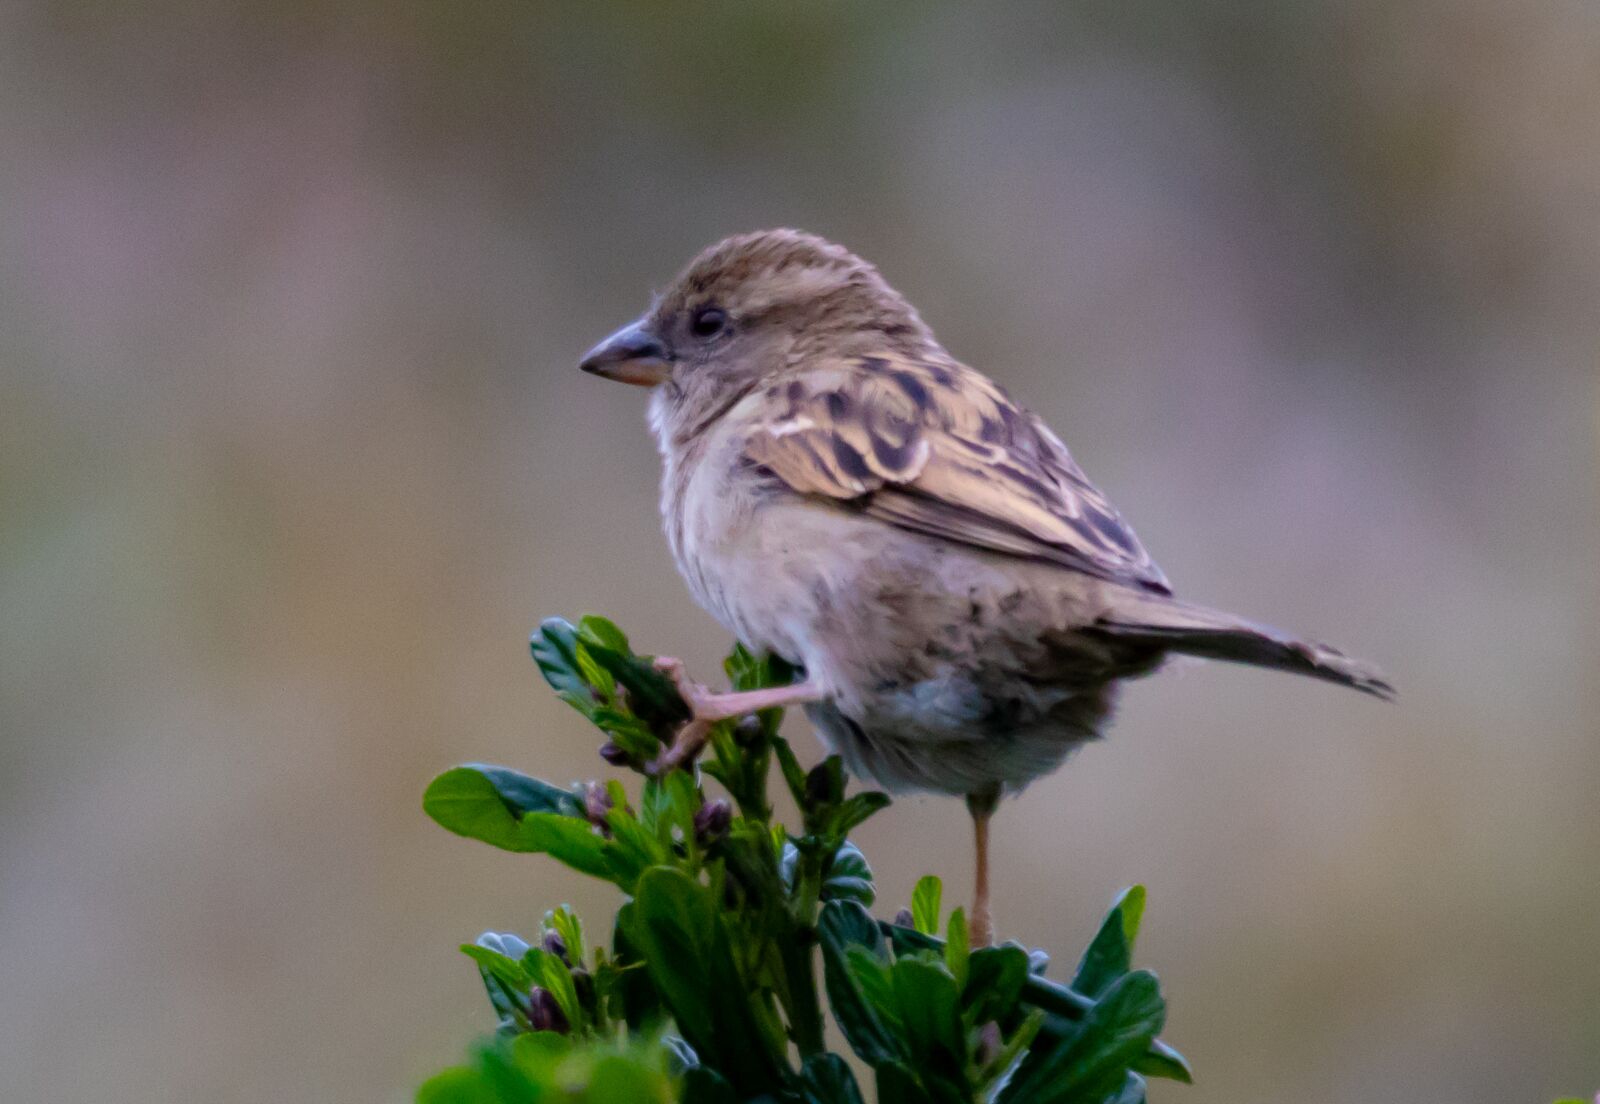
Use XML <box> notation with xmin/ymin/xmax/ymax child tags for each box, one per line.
<box><xmin>2</xmin><ymin>2</ymin><xmax>1596</xmax><ymax>1101</ymax></box>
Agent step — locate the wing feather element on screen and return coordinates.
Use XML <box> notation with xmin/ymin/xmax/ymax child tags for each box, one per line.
<box><xmin>741</xmin><ymin>354</ymin><xmax>1170</xmax><ymax>592</ymax></box>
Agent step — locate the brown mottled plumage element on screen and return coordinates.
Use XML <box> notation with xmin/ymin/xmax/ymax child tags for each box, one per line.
<box><xmin>740</xmin><ymin>353</ymin><xmax>1171</xmax><ymax>591</ymax></box>
<box><xmin>579</xmin><ymin>229</ymin><xmax>1392</xmax><ymax>945</ymax></box>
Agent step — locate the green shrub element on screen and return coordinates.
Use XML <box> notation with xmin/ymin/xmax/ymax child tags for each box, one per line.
<box><xmin>419</xmin><ymin>616</ymin><xmax>1191</xmax><ymax>1103</ymax></box>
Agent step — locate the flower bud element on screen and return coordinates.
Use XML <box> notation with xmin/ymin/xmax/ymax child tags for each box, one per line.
<box><xmin>732</xmin><ymin>715</ymin><xmax>764</xmax><ymax>747</ymax></box>
<box><xmin>527</xmin><ymin>986</ymin><xmax>569</xmax><ymax>1034</ymax></box>
<box><xmin>583</xmin><ymin>783</ymin><xmax>612</xmax><ymax>826</ymax></box>
<box><xmin>892</xmin><ymin>908</ymin><xmax>914</xmax><ymax>929</ymax></box>
<box><xmin>694</xmin><ymin>799</ymin><xmax>732</xmax><ymax>843</ymax></box>
<box><xmin>570</xmin><ymin>965</ymin><xmax>595</xmax><ymax>1010</ymax></box>
<box><xmin>598</xmin><ymin>741</ymin><xmax>631</xmax><ymax>767</ymax></box>
<box><xmin>541</xmin><ymin>929</ymin><xmax>568</xmax><ymax>965</ymax></box>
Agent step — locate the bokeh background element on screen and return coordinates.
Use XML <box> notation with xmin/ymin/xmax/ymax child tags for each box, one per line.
<box><xmin>3</xmin><ymin>2</ymin><xmax>1597</xmax><ymax>1101</ymax></box>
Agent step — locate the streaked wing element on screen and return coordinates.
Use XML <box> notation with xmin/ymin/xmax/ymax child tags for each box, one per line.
<box><xmin>741</xmin><ymin>354</ymin><xmax>1171</xmax><ymax>593</ymax></box>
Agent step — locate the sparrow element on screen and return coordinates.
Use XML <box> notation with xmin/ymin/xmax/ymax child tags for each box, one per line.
<box><xmin>579</xmin><ymin>229</ymin><xmax>1391</xmax><ymax>945</ymax></box>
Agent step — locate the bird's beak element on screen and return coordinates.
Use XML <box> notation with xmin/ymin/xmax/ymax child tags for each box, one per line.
<box><xmin>578</xmin><ymin>318</ymin><xmax>673</xmax><ymax>387</ymax></box>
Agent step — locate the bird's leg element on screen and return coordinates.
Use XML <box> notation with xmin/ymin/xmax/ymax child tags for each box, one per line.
<box><xmin>647</xmin><ymin>656</ymin><xmax>825</xmax><ymax>775</ymax></box>
<box><xmin>966</xmin><ymin>787</ymin><xmax>1003</xmax><ymax>948</ymax></box>
<box><xmin>655</xmin><ymin>656</ymin><xmax>826</xmax><ymax>721</ymax></box>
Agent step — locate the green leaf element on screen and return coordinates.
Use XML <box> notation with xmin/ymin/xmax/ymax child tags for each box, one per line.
<box><xmin>609</xmin><ymin>906</ymin><xmax>662</xmax><ymax>1030</ymax></box>
<box><xmin>680</xmin><ymin>1066</ymin><xmax>738</xmax><ymax>1104</ymax></box>
<box><xmin>423</xmin><ymin>765</ymin><xmax>583</xmax><ymax>851</ymax></box>
<box><xmin>999</xmin><ymin>971</ymin><xmax>1167</xmax><ymax>1104</ymax></box>
<box><xmin>589</xmin><ymin>707</ymin><xmax>659</xmax><ymax>760</ymax></box>
<box><xmin>522</xmin><ymin>945</ymin><xmax>583</xmax><ymax>1033</ymax></box>
<box><xmin>1023</xmin><ymin>974</ymin><xmax>1190</xmax><ymax>1083</ymax></box>
<box><xmin>911</xmin><ymin>875</ymin><xmax>942</xmax><ymax>936</ymax></box>
<box><xmin>584</xmin><ymin>1053</ymin><xmax>675</xmax><ymax>1101</ymax></box>
<box><xmin>508</xmin><ymin>1028</ymin><xmax>573</xmax><ymax>1076</ymax></box>
<box><xmin>820</xmin><ymin>898</ymin><xmax>888</xmax><ymax>957</ymax></box>
<box><xmin>725</xmin><ymin>643</ymin><xmax>796</xmax><ymax>692</ymax></box>
<box><xmin>639</xmin><ymin>771</ymin><xmax>699</xmax><ymax>846</ymax></box>
<box><xmin>800</xmin><ymin>1053</ymin><xmax>868</xmax><ymax>1104</ymax></box>
<box><xmin>806</xmin><ymin>757</ymin><xmax>847</xmax><ymax>809</ymax></box>
<box><xmin>887</xmin><ymin>922</ymin><xmax>1191</xmax><ymax>1086</ymax></box>
<box><xmin>504</xmin><ymin>812</ymin><xmax>609</xmax><ymax>879</ymax></box>
<box><xmin>773</xmin><ymin>737</ymin><xmax>810</xmax><ymax>808</ymax></box>
<box><xmin>576</xmin><ymin>614</ymin><xmax>631</xmax><ymax>653</ymax></box>
<box><xmin>415</xmin><ymin>1066</ymin><xmax>497</xmax><ymax>1104</ymax></box>
<box><xmin>1107</xmin><ymin>1072</ymin><xmax>1148</xmax><ymax>1104</ymax></box>
<box><xmin>889</xmin><ymin>956</ymin><xmax>964</xmax><ymax>1073</ymax></box>
<box><xmin>834</xmin><ymin>790</ymin><xmax>891</xmax><ymax>836</ymax></box>
<box><xmin>1131</xmin><ymin>1040</ymin><xmax>1194</xmax><ymax>1084</ymax></box>
<box><xmin>419</xmin><ymin>1034</ymin><xmax>682</xmax><ymax>1103</ymax></box>
<box><xmin>817</xmin><ymin>901</ymin><xmax>901</xmax><ymax>1067</ymax></box>
<box><xmin>944</xmin><ymin>908</ymin><xmax>970</xmax><ymax>990</ymax></box>
<box><xmin>462</xmin><ymin>934</ymin><xmax>534</xmax><ymax>1028</ymax></box>
<box><xmin>530</xmin><ymin>618</ymin><xmax>598</xmax><ymax>713</ymax></box>
<box><xmin>977</xmin><ymin>1007</ymin><xmax>1044</xmax><ymax>1091</ymax></box>
<box><xmin>622</xmin><ymin>867</ymin><xmax>783</xmax><ymax>1094</ymax></box>
<box><xmin>722</xmin><ymin>825</ymin><xmax>790</xmax><ymax>913</ymax></box>
<box><xmin>589</xmin><ymin>644</ymin><xmax>687</xmax><ymax>724</ymax></box>
<box><xmin>544</xmin><ymin>906</ymin><xmax>585</xmax><ymax>969</ymax></box>
<box><xmin>1071</xmin><ymin>885</ymin><xmax>1146</xmax><ymax>999</ymax></box>
<box><xmin>573</xmin><ymin>617</ymin><xmax>687</xmax><ymax>725</ymax></box>
<box><xmin>477</xmin><ymin>1039</ymin><xmax>547</xmax><ymax>1101</ymax></box>
<box><xmin>846</xmin><ymin>947</ymin><xmax>901</xmax><ymax>1033</ymax></box>
<box><xmin>461</xmin><ymin>943</ymin><xmax>533</xmax><ymax>995</ymax></box>
<box><xmin>602</xmin><ymin>805</ymin><xmax>669</xmax><ymax>888</ymax></box>
<box><xmin>963</xmin><ymin>944</ymin><xmax>1030</xmax><ymax>1026</ymax></box>
<box><xmin>718</xmin><ymin>644</ymin><xmax>794</xmax><ymax>748</ymax></box>
<box><xmin>573</xmin><ymin>641</ymin><xmax>615</xmax><ymax>700</ymax></box>
<box><xmin>822</xmin><ymin>841</ymin><xmax>875</xmax><ymax>906</ymax></box>
<box><xmin>472</xmin><ymin>764</ymin><xmax>586</xmax><ymax>818</ymax></box>
<box><xmin>874</xmin><ymin>1062</ymin><xmax>935</xmax><ymax>1104</ymax></box>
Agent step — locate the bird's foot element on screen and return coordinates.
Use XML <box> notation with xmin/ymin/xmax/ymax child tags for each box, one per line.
<box><xmin>651</xmin><ymin>655</ymin><xmax>725</xmax><ymax>721</ymax></box>
<box><xmin>645</xmin><ymin>657</ymin><xmax>714</xmax><ymax>776</ymax></box>
<box><xmin>645</xmin><ymin>718</ymin><xmax>713</xmax><ymax>777</ymax></box>
<box><xmin>645</xmin><ymin>656</ymin><xmax>826</xmax><ymax>776</ymax></box>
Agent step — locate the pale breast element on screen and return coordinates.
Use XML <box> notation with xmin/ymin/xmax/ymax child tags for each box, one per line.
<box><xmin>661</xmin><ymin>432</ymin><xmax>761</xmax><ymax>641</ymax></box>
<box><xmin>658</xmin><ymin>416</ymin><xmax>877</xmax><ymax>670</ymax></box>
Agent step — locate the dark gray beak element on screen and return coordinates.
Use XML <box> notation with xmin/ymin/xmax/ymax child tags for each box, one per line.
<box><xmin>579</xmin><ymin>318</ymin><xmax>672</xmax><ymax>387</ymax></box>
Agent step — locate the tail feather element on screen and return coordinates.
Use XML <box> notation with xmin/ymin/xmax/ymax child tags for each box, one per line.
<box><xmin>1092</xmin><ymin>592</ymin><xmax>1395</xmax><ymax>701</ymax></box>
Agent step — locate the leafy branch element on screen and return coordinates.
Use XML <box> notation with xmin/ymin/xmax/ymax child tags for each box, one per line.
<box><xmin>418</xmin><ymin>616</ymin><xmax>1191</xmax><ymax>1103</ymax></box>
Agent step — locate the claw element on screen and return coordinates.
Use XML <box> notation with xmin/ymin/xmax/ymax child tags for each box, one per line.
<box><xmin>642</xmin><ymin>655</ymin><xmax>827</xmax><ymax>776</ymax></box>
<box><xmin>647</xmin><ymin>655</ymin><xmax>715</xmax><ymax>776</ymax></box>
<box><xmin>652</xmin><ymin>655</ymin><xmax>716</xmax><ymax>717</ymax></box>
<box><xmin>645</xmin><ymin>718</ymin><xmax>711</xmax><ymax>777</ymax></box>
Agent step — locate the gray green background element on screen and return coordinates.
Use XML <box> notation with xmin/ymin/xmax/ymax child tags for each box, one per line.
<box><xmin>2</xmin><ymin>3</ymin><xmax>1596</xmax><ymax>1101</ymax></box>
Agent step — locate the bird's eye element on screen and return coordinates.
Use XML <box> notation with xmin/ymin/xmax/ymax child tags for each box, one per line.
<box><xmin>690</xmin><ymin>307</ymin><xmax>727</xmax><ymax>338</ymax></box>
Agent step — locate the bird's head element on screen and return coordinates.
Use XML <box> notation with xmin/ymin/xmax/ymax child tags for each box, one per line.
<box><xmin>579</xmin><ymin>229</ymin><xmax>936</xmax><ymax>442</ymax></box>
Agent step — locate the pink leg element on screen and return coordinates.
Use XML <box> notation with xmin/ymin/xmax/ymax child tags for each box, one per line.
<box><xmin>967</xmin><ymin>788</ymin><xmax>1002</xmax><ymax>948</ymax></box>
<box><xmin>647</xmin><ymin>657</ymin><xmax>825</xmax><ymax>775</ymax></box>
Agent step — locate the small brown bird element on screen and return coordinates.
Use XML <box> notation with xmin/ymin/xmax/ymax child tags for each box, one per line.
<box><xmin>580</xmin><ymin>229</ymin><xmax>1390</xmax><ymax>946</ymax></box>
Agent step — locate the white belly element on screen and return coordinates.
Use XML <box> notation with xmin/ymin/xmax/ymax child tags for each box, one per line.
<box><xmin>670</xmin><ymin>441</ymin><xmax>870</xmax><ymax>673</ymax></box>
